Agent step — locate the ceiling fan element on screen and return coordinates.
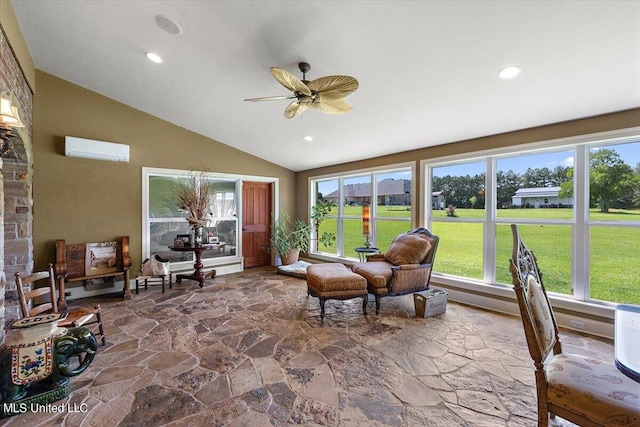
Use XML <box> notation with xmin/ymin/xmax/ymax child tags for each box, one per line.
<box><xmin>244</xmin><ymin>62</ymin><xmax>359</xmax><ymax>119</ymax></box>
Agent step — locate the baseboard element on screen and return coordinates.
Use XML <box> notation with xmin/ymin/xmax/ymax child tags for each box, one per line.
<box><xmin>64</xmin><ymin>260</ymin><xmax>244</xmax><ymax>301</ymax></box>
<box><xmin>432</xmin><ymin>277</ymin><xmax>615</xmax><ymax>340</ymax></box>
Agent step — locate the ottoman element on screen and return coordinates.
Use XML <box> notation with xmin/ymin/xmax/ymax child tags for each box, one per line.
<box><xmin>306</xmin><ymin>263</ymin><xmax>368</xmax><ymax>319</ymax></box>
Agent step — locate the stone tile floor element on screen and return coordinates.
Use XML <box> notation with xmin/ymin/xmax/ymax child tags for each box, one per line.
<box><xmin>4</xmin><ymin>266</ymin><xmax>615</xmax><ymax>426</ymax></box>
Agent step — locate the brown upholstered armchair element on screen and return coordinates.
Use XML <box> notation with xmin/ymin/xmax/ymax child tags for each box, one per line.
<box><xmin>352</xmin><ymin>227</ymin><xmax>439</xmax><ymax>314</ymax></box>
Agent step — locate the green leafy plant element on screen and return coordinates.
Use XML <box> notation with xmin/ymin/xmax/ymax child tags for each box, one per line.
<box><xmin>270</xmin><ymin>212</ymin><xmax>312</xmax><ymax>255</ymax></box>
<box><xmin>270</xmin><ymin>202</ymin><xmax>335</xmax><ymax>257</ymax></box>
<box><xmin>311</xmin><ymin>200</ymin><xmax>336</xmax><ymax>248</ymax></box>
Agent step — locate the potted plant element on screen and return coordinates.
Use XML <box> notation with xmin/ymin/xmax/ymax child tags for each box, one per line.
<box><xmin>270</xmin><ymin>202</ymin><xmax>335</xmax><ymax>265</ymax></box>
<box><xmin>270</xmin><ymin>212</ymin><xmax>311</xmax><ymax>265</ymax></box>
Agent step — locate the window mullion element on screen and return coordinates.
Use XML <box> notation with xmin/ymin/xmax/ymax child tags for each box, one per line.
<box><xmin>371</xmin><ymin>172</ymin><xmax>377</xmax><ymax>246</ymax></box>
<box><xmin>337</xmin><ymin>177</ymin><xmax>344</xmax><ymax>257</ymax></box>
<box><xmin>484</xmin><ymin>157</ymin><xmax>496</xmax><ymax>283</ymax></box>
<box><xmin>573</xmin><ymin>145</ymin><xmax>588</xmax><ymax>300</ymax></box>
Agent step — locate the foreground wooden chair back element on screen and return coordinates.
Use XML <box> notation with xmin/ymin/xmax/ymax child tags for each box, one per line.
<box><xmin>16</xmin><ymin>264</ymin><xmax>106</xmax><ymax>345</ymax></box>
<box><xmin>509</xmin><ymin>224</ymin><xmax>639</xmax><ymax>426</ymax></box>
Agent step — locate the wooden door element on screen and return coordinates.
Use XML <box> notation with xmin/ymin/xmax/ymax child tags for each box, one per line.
<box><xmin>242</xmin><ymin>181</ymin><xmax>272</xmax><ymax>268</ymax></box>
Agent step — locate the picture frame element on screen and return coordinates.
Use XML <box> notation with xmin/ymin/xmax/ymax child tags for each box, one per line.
<box><xmin>86</xmin><ymin>241</ymin><xmax>118</xmax><ymax>275</ymax></box>
<box><xmin>176</xmin><ymin>234</ymin><xmax>191</xmax><ymax>247</ymax></box>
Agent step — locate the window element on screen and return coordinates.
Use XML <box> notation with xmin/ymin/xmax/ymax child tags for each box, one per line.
<box><xmin>430</xmin><ymin>161</ymin><xmax>485</xmax><ymax>280</ymax></box>
<box><xmin>144</xmin><ymin>169</ymin><xmax>239</xmax><ymax>267</ymax></box>
<box><xmin>587</xmin><ymin>141</ymin><xmax>640</xmax><ymax>304</ymax></box>
<box><xmin>311</xmin><ymin>165</ymin><xmax>413</xmax><ymax>258</ymax></box>
<box><xmin>425</xmin><ymin>135</ymin><xmax>640</xmax><ymax>306</ymax></box>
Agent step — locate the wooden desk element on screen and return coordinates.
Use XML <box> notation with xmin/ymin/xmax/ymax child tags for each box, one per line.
<box><xmin>615</xmin><ymin>304</ymin><xmax>640</xmax><ymax>383</ymax></box>
<box><xmin>169</xmin><ymin>245</ymin><xmax>217</xmax><ymax>288</ymax></box>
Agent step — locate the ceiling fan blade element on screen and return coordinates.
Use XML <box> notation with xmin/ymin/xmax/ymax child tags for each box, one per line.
<box><xmin>308</xmin><ymin>95</ymin><xmax>352</xmax><ymax>115</ymax></box>
<box><xmin>271</xmin><ymin>67</ymin><xmax>312</xmax><ymax>96</ymax></box>
<box><xmin>307</xmin><ymin>75</ymin><xmax>359</xmax><ymax>99</ymax></box>
<box><xmin>243</xmin><ymin>95</ymin><xmax>296</xmax><ymax>102</ymax></box>
<box><xmin>284</xmin><ymin>101</ymin><xmax>308</xmax><ymax>119</ymax></box>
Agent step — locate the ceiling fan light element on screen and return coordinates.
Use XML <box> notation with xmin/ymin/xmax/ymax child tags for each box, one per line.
<box><xmin>303</xmin><ymin>135</ymin><xmax>313</xmax><ymax>142</ymax></box>
<box><xmin>145</xmin><ymin>52</ymin><xmax>163</xmax><ymax>64</ymax></box>
<box><xmin>498</xmin><ymin>65</ymin><xmax>522</xmax><ymax>80</ymax></box>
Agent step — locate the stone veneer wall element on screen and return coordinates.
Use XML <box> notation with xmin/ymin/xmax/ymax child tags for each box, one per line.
<box><xmin>0</xmin><ymin>27</ymin><xmax>33</xmax><ymax>345</ymax></box>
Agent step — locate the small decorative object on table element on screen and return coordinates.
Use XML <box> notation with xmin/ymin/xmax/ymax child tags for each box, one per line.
<box><xmin>176</xmin><ymin>234</ymin><xmax>191</xmax><ymax>247</ymax></box>
<box><xmin>175</xmin><ymin>172</ymin><xmax>217</xmax><ymax>247</ymax></box>
<box><xmin>362</xmin><ymin>204</ymin><xmax>372</xmax><ymax>248</ymax></box>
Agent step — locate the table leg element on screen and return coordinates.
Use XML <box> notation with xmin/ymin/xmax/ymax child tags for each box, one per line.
<box><xmin>123</xmin><ymin>269</ymin><xmax>132</xmax><ymax>300</ymax></box>
<box><xmin>174</xmin><ymin>248</ymin><xmax>216</xmax><ymax>287</ymax></box>
<box><xmin>175</xmin><ymin>270</ymin><xmax>216</xmax><ymax>287</ymax></box>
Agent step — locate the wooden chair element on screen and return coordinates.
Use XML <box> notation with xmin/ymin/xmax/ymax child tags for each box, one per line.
<box><xmin>509</xmin><ymin>224</ymin><xmax>640</xmax><ymax>427</ymax></box>
<box><xmin>15</xmin><ymin>264</ymin><xmax>106</xmax><ymax>345</ymax></box>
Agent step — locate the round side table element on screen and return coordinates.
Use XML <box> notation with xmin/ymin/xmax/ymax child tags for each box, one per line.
<box><xmin>354</xmin><ymin>247</ymin><xmax>380</xmax><ymax>262</ymax></box>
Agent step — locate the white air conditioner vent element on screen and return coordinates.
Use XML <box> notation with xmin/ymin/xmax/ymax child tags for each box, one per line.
<box><xmin>65</xmin><ymin>136</ymin><xmax>129</xmax><ymax>162</ymax></box>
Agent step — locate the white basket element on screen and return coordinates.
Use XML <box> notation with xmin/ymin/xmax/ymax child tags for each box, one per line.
<box><xmin>414</xmin><ymin>289</ymin><xmax>448</xmax><ymax>317</ymax></box>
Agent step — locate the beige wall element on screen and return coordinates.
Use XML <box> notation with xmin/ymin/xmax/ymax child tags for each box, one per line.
<box><xmin>295</xmin><ymin>108</ymin><xmax>640</xmax><ymax>223</ymax></box>
<box><xmin>0</xmin><ymin>0</ymin><xmax>35</xmax><ymax>92</ymax></box>
<box><xmin>32</xmin><ymin>71</ymin><xmax>296</xmax><ymax>272</ymax></box>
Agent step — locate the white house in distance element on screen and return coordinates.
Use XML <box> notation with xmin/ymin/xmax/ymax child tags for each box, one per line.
<box><xmin>511</xmin><ymin>186</ymin><xmax>573</xmax><ymax>208</ymax></box>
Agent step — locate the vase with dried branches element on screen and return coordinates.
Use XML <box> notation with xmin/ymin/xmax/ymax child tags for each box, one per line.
<box><xmin>175</xmin><ymin>173</ymin><xmax>217</xmax><ymax>246</ymax></box>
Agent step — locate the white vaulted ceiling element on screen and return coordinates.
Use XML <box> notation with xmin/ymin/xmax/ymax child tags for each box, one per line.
<box><xmin>11</xmin><ymin>1</ymin><xmax>640</xmax><ymax>171</ymax></box>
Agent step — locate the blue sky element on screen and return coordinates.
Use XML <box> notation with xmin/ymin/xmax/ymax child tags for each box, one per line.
<box><xmin>317</xmin><ymin>141</ymin><xmax>640</xmax><ymax>193</ymax></box>
<box><xmin>434</xmin><ymin>141</ymin><xmax>640</xmax><ymax>177</ymax></box>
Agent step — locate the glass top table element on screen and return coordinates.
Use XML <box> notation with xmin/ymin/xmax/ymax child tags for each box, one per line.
<box><xmin>615</xmin><ymin>304</ymin><xmax>640</xmax><ymax>383</ymax></box>
<box><xmin>354</xmin><ymin>247</ymin><xmax>380</xmax><ymax>262</ymax></box>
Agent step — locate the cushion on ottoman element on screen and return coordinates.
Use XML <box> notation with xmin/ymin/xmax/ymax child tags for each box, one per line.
<box><xmin>307</xmin><ymin>263</ymin><xmax>367</xmax><ymax>298</ymax></box>
<box><xmin>306</xmin><ymin>263</ymin><xmax>368</xmax><ymax>319</ymax></box>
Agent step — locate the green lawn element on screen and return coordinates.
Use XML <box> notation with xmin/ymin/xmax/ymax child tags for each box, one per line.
<box><xmin>317</xmin><ymin>206</ymin><xmax>640</xmax><ymax>304</ymax></box>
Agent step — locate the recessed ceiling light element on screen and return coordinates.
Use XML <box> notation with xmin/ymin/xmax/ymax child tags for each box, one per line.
<box><xmin>155</xmin><ymin>15</ymin><xmax>183</xmax><ymax>35</ymax></box>
<box><xmin>498</xmin><ymin>65</ymin><xmax>522</xmax><ymax>80</ymax></box>
<box><xmin>145</xmin><ymin>52</ymin><xmax>163</xmax><ymax>64</ymax></box>
<box><xmin>303</xmin><ymin>135</ymin><xmax>313</xmax><ymax>142</ymax></box>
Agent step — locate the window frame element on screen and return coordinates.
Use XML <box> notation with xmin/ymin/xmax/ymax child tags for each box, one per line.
<box><xmin>142</xmin><ymin>167</ymin><xmax>279</xmax><ymax>271</ymax></box>
<box><xmin>309</xmin><ymin>162</ymin><xmax>415</xmax><ymax>259</ymax></box>
<box><xmin>421</xmin><ymin>127</ymin><xmax>640</xmax><ymax>312</ymax></box>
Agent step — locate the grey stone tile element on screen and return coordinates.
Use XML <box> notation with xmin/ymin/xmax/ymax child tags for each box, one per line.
<box><xmin>4</xmin><ymin>266</ymin><xmax>611</xmax><ymax>426</ymax></box>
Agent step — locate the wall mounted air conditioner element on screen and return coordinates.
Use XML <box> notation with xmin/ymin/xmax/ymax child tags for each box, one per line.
<box><xmin>65</xmin><ymin>136</ymin><xmax>130</xmax><ymax>162</ymax></box>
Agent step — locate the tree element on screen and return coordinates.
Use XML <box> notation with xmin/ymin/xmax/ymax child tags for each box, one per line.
<box><xmin>550</xmin><ymin>166</ymin><xmax>572</xmax><ymax>186</ymax></box>
<box><xmin>496</xmin><ymin>170</ymin><xmax>520</xmax><ymax>208</ymax></box>
<box><xmin>558</xmin><ymin>167</ymin><xmax>574</xmax><ymax>200</ymax></box>
<box><xmin>589</xmin><ymin>149</ymin><xmax>637</xmax><ymax>212</ymax></box>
